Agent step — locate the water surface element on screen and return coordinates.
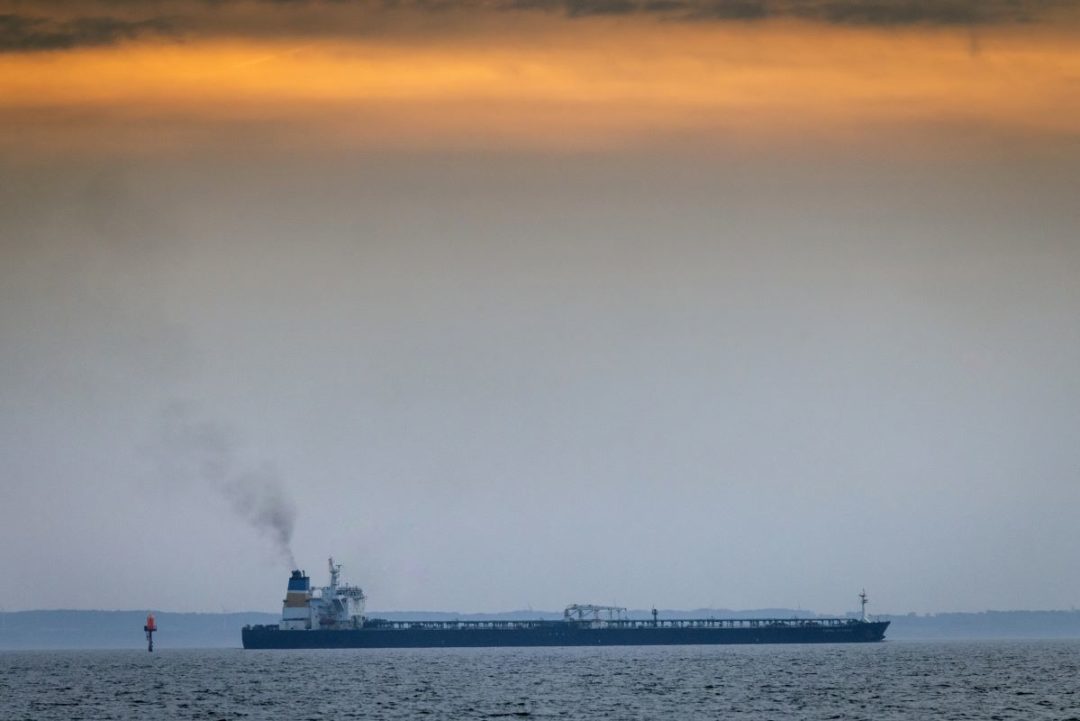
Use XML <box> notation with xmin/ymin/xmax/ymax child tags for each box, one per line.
<box><xmin>2</xmin><ymin>641</ymin><xmax>1078</xmax><ymax>719</ymax></box>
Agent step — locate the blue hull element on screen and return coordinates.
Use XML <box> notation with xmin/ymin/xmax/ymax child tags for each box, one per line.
<box><xmin>242</xmin><ymin>621</ymin><xmax>889</xmax><ymax>649</ymax></box>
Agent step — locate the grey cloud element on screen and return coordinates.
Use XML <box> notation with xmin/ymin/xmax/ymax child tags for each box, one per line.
<box><xmin>0</xmin><ymin>13</ymin><xmax>172</xmax><ymax>52</ymax></box>
<box><xmin>564</xmin><ymin>0</ymin><xmax>640</xmax><ymax>17</ymax></box>
<box><xmin>642</xmin><ymin>1</ymin><xmax>691</xmax><ymax>11</ymax></box>
<box><xmin>494</xmin><ymin>0</ymin><xmax>1065</xmax><ymax>24</ymax></box>
<box><xmin>0</xmin><ymin>0</ymin><xmax>1070</xmax><ymax>53</ymax></box>
<box><xmin>685</xmin><ymin>1</ymin><xmax>769</xmax><ymax>20</ymax></box>
<box><xmin>496</xmin><ymin>0</ymin><xmax>751</xmax><ymax>18</ymax></box>
<box><xmin>805</xmin><ymin>1</ymin><xmax>984</xmax><ymax>25</ymax></box>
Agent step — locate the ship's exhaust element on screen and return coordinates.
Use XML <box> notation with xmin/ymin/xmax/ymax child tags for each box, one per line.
<box><xmin>224</xmin><ymin>469</ymin><xmax>297</xmax><ymax>569</ymax></box>
<box><xmin>150</xmin><ymin>402</ymin><xmax>297</xmax><ymax>567</ymax></box>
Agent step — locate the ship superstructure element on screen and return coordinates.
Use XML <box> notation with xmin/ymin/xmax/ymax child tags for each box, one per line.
<box><xmin>245</xmin><ymin>558</ymin><xmax>890</xmax><ymax>648</ymax></box>
<box><xmin>280</xmin><ymin>558</ymin><xmax>366</xmax><ymax>630</ymax></box>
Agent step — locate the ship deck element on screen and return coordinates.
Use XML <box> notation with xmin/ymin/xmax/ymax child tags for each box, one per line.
<box><xmin>350</xmin><ymin>617</ymin><xmax>867</xmax><ymax>632</ymax></box>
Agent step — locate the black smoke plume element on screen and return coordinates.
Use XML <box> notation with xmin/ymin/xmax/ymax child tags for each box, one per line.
<box><xmin>151</xmin><ymin>402</ymin><xmax>297</xmax><ymax>568</ymax></box>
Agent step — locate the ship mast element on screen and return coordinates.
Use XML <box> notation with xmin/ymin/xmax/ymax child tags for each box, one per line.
<box><xmin>859</xmin><ymin>589</ymin><xmax>869</xmax><ymax>622</ymax></box>
<box><xmin>328</xmin><ymin>557</ymin><xmax>342</xmax><ymax>592</ymax></box>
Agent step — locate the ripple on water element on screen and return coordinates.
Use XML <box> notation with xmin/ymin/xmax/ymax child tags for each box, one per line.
<box><xmin>1</xmin><ymin>642</ymin><xmax>1080</xmax><ymax>720</ymax></box>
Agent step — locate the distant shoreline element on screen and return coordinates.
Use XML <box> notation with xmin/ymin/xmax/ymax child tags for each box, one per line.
<box><xmin>4</xmin><ymin>609</ymin><xmax>1080</xmax><ymax>650</ymax></box>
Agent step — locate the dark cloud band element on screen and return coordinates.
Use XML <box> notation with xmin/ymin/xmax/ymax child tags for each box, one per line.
<box><xmin>0</xmin><ymin>0</ymin><xmax>1071</xmax><ymax>53</ymax></box>
<box><xmin>504</xmin><ymin>0</ymin><xmax>1064</xmax><ymax>24</ymax></box>
<box><xmin>0</xmin><ymin>14</ymin><xmax>172</xmax><ymax>52</ymax></box>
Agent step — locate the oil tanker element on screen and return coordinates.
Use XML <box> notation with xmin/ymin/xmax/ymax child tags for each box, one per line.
<box><xmin>242</xmin><ymin>558</ymin><xmax>889</xmax><ymax>649</ymax></box>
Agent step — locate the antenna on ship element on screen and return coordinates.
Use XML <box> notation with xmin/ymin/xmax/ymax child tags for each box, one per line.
<box><xmin>859</xmin><ymin>589</ymin><xmax>869</xmax><ymax>622</ymax></box>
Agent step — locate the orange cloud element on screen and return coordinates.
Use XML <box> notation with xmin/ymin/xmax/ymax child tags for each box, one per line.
<box><xmin>1</xmin><ymin>17</ymin><xmax>1077</xmax><ymax>154</ymax></box>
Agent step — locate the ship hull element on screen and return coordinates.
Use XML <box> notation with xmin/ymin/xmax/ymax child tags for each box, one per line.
<box><xmin>242</xmin><ymin>621</ymin><xmax>889</xmax><ymax>649</ymax></box>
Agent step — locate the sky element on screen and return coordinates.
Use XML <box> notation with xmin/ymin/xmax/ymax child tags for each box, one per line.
<box><xmin>1</xmin><ymin>0</ymin><xmax>1078</xmax><ymax>616</ymax></box>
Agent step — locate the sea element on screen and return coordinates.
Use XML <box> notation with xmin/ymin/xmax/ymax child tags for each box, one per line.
<box><xmin>2</xmin><ymin>641</ymin><xmax>1078</xmax><ymax>720</ymax></box>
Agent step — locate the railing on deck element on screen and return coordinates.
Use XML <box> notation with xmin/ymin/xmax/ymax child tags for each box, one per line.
<box><xmin>353</xmin><ymin>617</ymin><xmax>864</xmax><ymax>632</ymax></box>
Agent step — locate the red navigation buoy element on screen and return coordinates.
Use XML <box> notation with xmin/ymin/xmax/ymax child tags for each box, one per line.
<box><xmin>144</xmin><ymin>613</ymin><xmax>157</xmax><ymax>652</ymax></box>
